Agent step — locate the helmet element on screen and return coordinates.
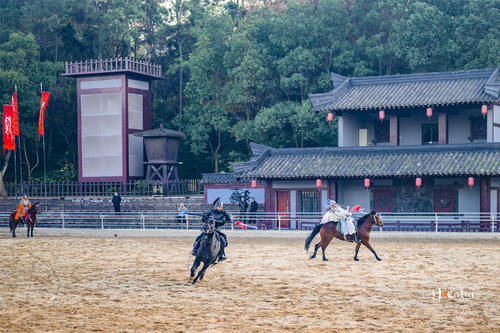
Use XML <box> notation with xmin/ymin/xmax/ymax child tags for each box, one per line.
<box><xmin>323</xmin><ymin>199</ymin><xmax>336</xmax><ymax>209</ymax></box>
<box><xmin>212</xmin><ymin>197</ymin><xmax>223</xmax><ymax>208</ymax></box>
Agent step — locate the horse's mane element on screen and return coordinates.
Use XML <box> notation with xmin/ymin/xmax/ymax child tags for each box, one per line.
<box><xmin>356</xmin><ymin>211</ymin><xmax>377</xmax><ymax>227</ymax></box>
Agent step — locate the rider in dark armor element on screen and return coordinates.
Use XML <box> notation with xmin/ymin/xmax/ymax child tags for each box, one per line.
<box><xmin>191</xmin><ymin>197</ymin><xmax>230</xmax><ymax>262</ymax></box>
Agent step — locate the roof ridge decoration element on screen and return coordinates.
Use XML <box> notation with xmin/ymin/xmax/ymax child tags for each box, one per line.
<box><xmin>249</xmin><ymin>142</ymin><xmax>272</xmax><ymax>157</ymax></box>
<box><xmin>484</xmin><ymin>68</ymin><xmax>500</xmax><ymax>98</ymax></box>
<box><xmin>309</xmin><ymin>67</ymin><xmax>499</xmax><ymax>112</ymax></box>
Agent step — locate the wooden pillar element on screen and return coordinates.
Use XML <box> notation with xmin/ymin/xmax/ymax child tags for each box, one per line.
<box><xmin>438</xmin><ymin>112</ymin><xmax>447</xmax><ymax>144</ymax></box>
<box><xmin>265</xmin><ymin>180</ymin><xmax>274</xmax><ymax>212</ymax></box>
<box><xmin>327</xmin><ymin>179</ymin><xmax>336</xmax><ymax>201</ymax></box>
<box><xmin>480</xmin><ymin>177</ymin><xmax>491</xmax><ymax>231</ymax></box>
<box><xmin>390</xmin><ymin>115</ymin><xmax>399</xmax><ymax>145</ymax></box>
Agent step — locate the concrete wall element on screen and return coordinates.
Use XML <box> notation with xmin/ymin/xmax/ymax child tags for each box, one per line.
<box><xmin>337</xmin><ymin>180</ymin><xmax>370</xmax><ymax>211</ymax></box>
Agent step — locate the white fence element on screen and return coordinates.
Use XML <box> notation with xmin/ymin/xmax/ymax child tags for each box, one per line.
<box><xmin>1</xmin><ymin>211</ymin><xmax>499</xmax><ymax>232</ymax></box>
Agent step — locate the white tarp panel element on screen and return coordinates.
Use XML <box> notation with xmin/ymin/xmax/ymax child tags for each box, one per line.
<box><xmin>81</xmin><ymin>93</ymin><xmax>123</xmax><ymax>177</ymax></box>
<box><xmin>128</xmin><ymin>93</ymin><xmax>143</xmax><ymax>130</ymax></box>
<box><xmin>128</xmin><ymin>134</ymin><xmax>144</xmax><ymax>177</ymax></box>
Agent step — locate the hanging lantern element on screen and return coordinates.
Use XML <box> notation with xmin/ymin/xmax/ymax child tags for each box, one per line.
<box><xmin>316</xmin><ymin>179</ymin><xmax>322</xmax><ymax>189</ymax></box>
<box><xmin>426</xmin><ymin>107</ymin><xmax>433</xmax><ymax>119</ymax></box>
<box><xmin>467</xmin><ymin>177</ymin><xmax>474</xmax><ymax>188</ymax></box>
<box><xmin>415</xmin><ymin>177</ymin><xmax>422</xmax><ymax>188</ymax></box>
<box><xmin>251</xmin><ymin>180</ymin><xmax>257</xmax><ymax>188</ymax></box>
<box><xmin>327</xmin><ymin>112</ymin><xmax>334</xmax><ymax>126</ymax></box>
<box><xmin>481</xmin><ymin>105</ymin><xmax>488</xmax><ymax>119</ymax></box>
<box><xmin>379</xmin><ymin>110</ymin><xmax>385</xmax><ymax>122</ymax></box>
<box><xmin>364</xmin><ymin>178</ymin><xmax>370</xmax><ymax>189</ymax></box>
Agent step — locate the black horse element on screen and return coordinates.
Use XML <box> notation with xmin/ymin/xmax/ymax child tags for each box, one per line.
<box><xmin>9</xmin><ymin>202</ymin><xmax>41</xmax><ymax>238</ymax></box>
<box><xmin>190</xmin><ymin>218</ymin><xmax>221</xmax><ymax>285</ymax></box>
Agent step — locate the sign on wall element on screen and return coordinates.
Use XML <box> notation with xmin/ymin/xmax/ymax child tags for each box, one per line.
<box><xmin>206</xmin><ymin>188</ymin><xmax>265</xmax><ymax>204</ymax></box>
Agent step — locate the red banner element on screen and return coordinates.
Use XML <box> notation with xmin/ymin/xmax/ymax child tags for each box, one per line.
<box><xmin>3</xmin><ymin>105</ymin><xmax>15</xmax><ymax>152</ymax></box>
<box><xmin>11</xmin><ymin>92</ymin><xmax>19</xmax><ymax>136</ymax></box>
<box><xmin>38</xmin><ymin>92</ymin><xmax>50</xmax><ymax>140</ymax></box>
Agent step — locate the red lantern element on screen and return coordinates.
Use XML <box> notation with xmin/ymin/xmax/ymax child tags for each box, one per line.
<box><xmin>364</xmin><ymin>178</ymin><xmax>370</xmax><ymax>189</ymax></box>
<box><xmin>415</xmin><ymin>177</ymin><xmax>422</xmax><ymax>188</ymax></box>
<box><xmin>426</xmin><ymin>107</ymin><xmax>432</xmax><ymax>119</ymax></box>
<box><xmin>467</xmin><ymin>177</ymin><xmax>474</xmax><ymax>188</ymax></box>
<box><xmin>481</xmin><ymin>105</ymin><xmax>487</xmax><ymax>118</ymax></box>
<box><xmin>327</xmin><ymin>112</ymin><xmax>334</xmax><ymax>122</ymax></box>
<box><xmin>379</xmin><ymin>110</ymin><xmax>385</xmax><ymax>122</ymax></box>
<box><xmin>316</xmin><ymin>179</ymin><xmax>322</xmax><ymax>188</ymax></box>
<box><xmin>251</xmin><ymin>180</ymin><xmax>257</xmax><ymax>188</ymax></box>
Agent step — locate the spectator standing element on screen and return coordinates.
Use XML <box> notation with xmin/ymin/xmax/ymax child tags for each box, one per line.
<box><xmin>112</xmin><ymin>192</ymin><xmax>121</xmax><ymax>214</ymax></box>
<box><xmin>238</xmin><ymin>196</ymin><xmax>248</xmax><ymax>223</ymax></box>
<box><xmin>249</xmin><ymin>197</ymin><xmax>258</xmax><ymax>224</ymax></box>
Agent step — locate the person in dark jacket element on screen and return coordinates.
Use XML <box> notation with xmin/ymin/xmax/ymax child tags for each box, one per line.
<box><xmin>112</xmin><ymin>192</ymin><xmax>121</xmax><ymax>214</ymax></box>
<box><xmin>238</xmin><ymin>196</ymin><xmax>248</xmax><ymax>223</ymax></box>
<box><xmin>192</xmin><ymin>198</ymin><xmax>231</xmax><ymax>262</ymax></box>
<box><xmin>249</xmin><ymin>197</ymin><xmax>258</xmax><ymax>224</ymax></box>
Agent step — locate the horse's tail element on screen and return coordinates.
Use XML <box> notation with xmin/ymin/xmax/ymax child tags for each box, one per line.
<box><xmin>305</xmin><ymin>223</ymin><xmax>322</xmax><ymax>252</ymax></box>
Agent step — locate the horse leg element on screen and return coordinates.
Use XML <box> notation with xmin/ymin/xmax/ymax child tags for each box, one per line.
<box><xmin>27</xmin><ymin>224</ymin><xmax>30</xmax><ymax>238</ymax></box>
<box><xmin>190</xmin><ymin>258</ymin><xmax>201</xmax><ymax>278</ymax></box>
<box><xmin>310</xmin><ymin>242</ymin><xmax>321</xmax><ymax>259</ymax></box>
<box><xmin>321</xmin><ymin>236</ymin><xmax>333</xmax><ymax>261</ymax></box>
<box><xmin>192</xmin><ymin>262</ymin><xmax>208</xmax><ymax>285</ymax></box>
<box><xmin>30</xmin><ymin>225</ymin><xmax>34</xmax><ymax>237</ymax></box>
<box><xmin>12</xmin><ymin>223</ymin><xmax>16</xmax><ymax>238</ymax></box>
<box><xmin>353</xmin><ymin>242</ymin><xmax>361</xmax><ymax>261</ymax></box>
<box><xmin>362</xmin><ymin>240</ymin><xmax>382</xmax><ymax>261</ymax></box>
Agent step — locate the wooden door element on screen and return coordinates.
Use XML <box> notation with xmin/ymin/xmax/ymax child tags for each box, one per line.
<box><xmin>374</xmin><ymin>189</ymin><xmax>393</xmax><ymax>212</ymax></box>
<box><xmin>434</xmin><ymin>189</ymin><xmax>455</xmax><ymax>212</ymax></box>
<box><xmin>276</xmin><ymin>191</ymin><xmax>290</xmax><ymax>228</ymax></box>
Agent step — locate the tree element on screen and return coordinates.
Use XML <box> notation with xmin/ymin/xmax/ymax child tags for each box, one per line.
<box><xmin>183</xmin><ymin>10</ymin><xmax>234</xmax><ymax>172</ymax></box>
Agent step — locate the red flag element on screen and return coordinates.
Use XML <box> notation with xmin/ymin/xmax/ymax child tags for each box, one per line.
<box><xmin>11</xmin><ymin>92</ymin><xmax>19</xmax><ymax>136</ymax></box>
<box><xmin>38</xmin><ymin>92</ymin><xmax>50</xmax><ymax>140</ymax></box>
<box><xmin>350</xmin><ymin>205</ymin><xmax>361</xmax><ymax>212</ymax></box>
<box><xmin>3</xmin><ymin>105</ymin><xmax>15</xmax><ymax>152</ymax></box>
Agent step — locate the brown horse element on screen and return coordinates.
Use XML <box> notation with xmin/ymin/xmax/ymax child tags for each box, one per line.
<box><xmin>9</xmin><ymin>202</ymin><xmax>41</xmax><ymax>238</ymax></box>
<box><xmin>305</xmin><ymin>211</ymin><xmax>384</xmax><ymax>262</ymax></box>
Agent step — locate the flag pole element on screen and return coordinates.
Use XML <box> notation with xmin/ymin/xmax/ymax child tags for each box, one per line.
<box><xmin>16</xmin><ymin>85</ymin><xmax>23</xmax><ymax>197</ymax></box>
<box><xmin>41</xmin><ymin>82</ymin><xmax>47</xmax><ymax>209</ymax></box>
<box><xmin>12</xmin><ymin>88</ymin><xmax>17</xmax><ymax>201</ymax></box>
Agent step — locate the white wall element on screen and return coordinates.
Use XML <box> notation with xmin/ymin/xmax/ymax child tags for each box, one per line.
<box><xmin>493</xmin><ymin>105</ymin><xmax>500</xmax><ymax>142</ymax></box>
<box><xmin>399</xmin><ymin>115</ymin><xmax>425</xmax><ymax>145</ymax></box>
<box><xmin>339</xmin><ymin>115</ymin><xmax>360</xmax><ymax>147</ymax></box>
<box><xmin>337</xmin><ymin>180</ymin><xmax>370</xmax><ymax>211</ymax></box>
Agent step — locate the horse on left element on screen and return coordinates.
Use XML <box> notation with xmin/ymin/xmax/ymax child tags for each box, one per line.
<box><xmin>9</xmin><ymin>202</ymin><xmax>41</xmax><ymax>238</ymax></box>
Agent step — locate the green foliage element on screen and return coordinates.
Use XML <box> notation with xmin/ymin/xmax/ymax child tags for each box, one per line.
<box><xmin>0</xmin><ymin>0</ymin><xmax>498</xmax><ymax>180</ymax></box>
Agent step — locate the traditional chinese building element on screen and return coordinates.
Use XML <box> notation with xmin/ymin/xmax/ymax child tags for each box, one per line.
<box><xmin>202</xmin><ymin>68</ymin><xmax>500</xmax><ymax>227</ymax></box>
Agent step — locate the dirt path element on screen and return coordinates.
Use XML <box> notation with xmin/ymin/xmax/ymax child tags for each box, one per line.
<box><xmin>0</xmin><ymin>234</ymin><xmax>498</xmax><ymax>332</ymax></box>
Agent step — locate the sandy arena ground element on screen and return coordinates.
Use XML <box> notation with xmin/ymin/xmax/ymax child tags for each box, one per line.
<box><xmin>0</xmin><ymin>229</ymin><xmax>499</xmax><ymax>332</ymax></box>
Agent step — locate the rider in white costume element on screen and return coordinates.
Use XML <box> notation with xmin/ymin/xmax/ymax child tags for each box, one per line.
<box><xmin>321</xmin><ymin>200</ymin><xmax>360</xmax><ymax>242</ymax></box>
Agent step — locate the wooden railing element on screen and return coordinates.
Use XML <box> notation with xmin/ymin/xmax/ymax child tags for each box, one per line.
<box><xmin>64</xmin><ymin>58</ymin><xmax>162</xmax><ymax>78</ymax></box>
<box><xmin>5</xmin><ymin>179</ymin><xmax>202</xmax><ymax>197</ymax></box>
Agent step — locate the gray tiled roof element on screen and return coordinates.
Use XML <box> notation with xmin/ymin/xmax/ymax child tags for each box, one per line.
<box><xmin>201</xmin><ymin>173</ymin><xmax>251</xmax><ymax>184</ymax></box>
<box><xmin>226</xmin><ymin>143</ymin><xmax>500</xmax><ymax>180</ymax></box>
<box><xmin>309</xmin><ymin>68</ymin><xmax>499</xmax><ymax>112</ymax></box>
<box><xmin>133</xmin><ymin>125</ymin><xmax>184</xmax><ymax>138</ymax></box>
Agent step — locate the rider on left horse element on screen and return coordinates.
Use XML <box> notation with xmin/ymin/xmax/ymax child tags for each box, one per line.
<box><xmin>15</xmin><ymin>195</ymin><xmax>31</xmax><ymax>223</ymax></box>
<box><xmin>191</xmin><ymin>197</ymin><xmax>230</xmax><ymax>262</ymax></box>
<box><xmin>321</xmin><ymin>199</ymin><xmax>360</xmax><ymax>242</ymax></box>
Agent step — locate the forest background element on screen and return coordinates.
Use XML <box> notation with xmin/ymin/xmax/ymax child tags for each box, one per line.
<box><xmin>0</xmin><ymin>0</ymin><xmax>498</xmax><ymax>184</ymax></box>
